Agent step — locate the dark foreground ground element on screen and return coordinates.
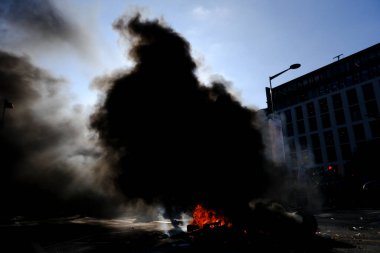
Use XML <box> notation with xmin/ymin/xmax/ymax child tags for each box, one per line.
<box><xmin>315</xmin><ymin>208</ymin><xmax>380</xmax><ymax>253</ymax></box>
<box><xmin>0</xmin><ymin>208</ymin><xmax>379</xmax><ymax>253</ymax></box>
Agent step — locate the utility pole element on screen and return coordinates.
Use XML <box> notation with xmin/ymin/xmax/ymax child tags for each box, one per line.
<box><xmin>1</xmin><ymin>99</ymin><xmax>14</xmax><ymax>129</ymax></box>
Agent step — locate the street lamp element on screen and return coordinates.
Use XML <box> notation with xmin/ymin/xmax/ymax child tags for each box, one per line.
<box><xmin>269</xmin><ymin>63</ymin><xmax>301</xmax><ymax>114</ymax></box>
<box><xmin>267</xmin><ymin>64</ymin><xmax>300</xmax><ymax>166</ymax></box>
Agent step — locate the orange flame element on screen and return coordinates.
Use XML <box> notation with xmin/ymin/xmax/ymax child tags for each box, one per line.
<box><xmin>190</xmin><ymin>204</ymin><xmax>231</xmax><ymax>229</ymax></box>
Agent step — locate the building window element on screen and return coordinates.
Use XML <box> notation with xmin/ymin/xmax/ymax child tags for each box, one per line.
<box><xmin>332</xmin><ymin>93</ymin><xmax>343</xmax><ymax>109</ymax></box>
<box><xmin>326</xmin><ymin>146</ymin><xmax>337</xmax><ymax>162</ymax></box>
<box><xmin>318</xmin><ymin>98</ymin><xmax>329</xmax><ymax>113</ymax></box>
<box><xmin>340</xmin><ymin>144</ymin><xmax>352</xmax><ymax>160</ymax></box>
<box><xmin>370</xmin><ymin>120</ymin><xmax>380</xmax><ymax>138</ymax></box>
<box><xmin>353</xmin><ymin>124</ymin><xmax>366</xmax><ymax>142</ymax></box>
<box><xmin>321</xmin><ymin>114</ymin><xmax>331</xmax><ymax>128</ymax></box>
<box><xmin>300</xmin><ymin>150</ymin><xmax>312</xmax><ymax>165</ymax></box>
<box><xmin>338</xmin><ymin>127</ymin><xmax>350</xmax><ymax>144</ymax></box>
<box><xmin>288</xmin><ymin>153</ymin><xmax>298</xmax><ymax>168</ymax></box>
<box><xmin>286</xmin><ymin>123</ymin><xmax>294</xmax><ymax>137</ymax></box>
<box><xmin>349</xmin><ymin>105</ymin><xmax>362</xmax><ymax>121</ymax></box>
<box><xmin>361</xmin><ymin>69</ymin><xmax>369</xmax><ymax>81</ymax></box>
<box><xmin>346</xmin><ymin>88</ymin><xmax>358</xmax><ymax>105</ymax></box>
<box><xmin>361</xmin><ymin>82</ymin><xmax>379</xmax><ymax>120</ymax></box>
<box><xmin>362</xmin><ymin>83</ymin><xmax>375</xmax><ymax>100</ymax></box>
<box><xmin>345</xmin><ymin>75</ymin><xmax>353</xmax><ymax>87</ymax></box>
<box><xmin>324</xmin><ymin>130</ymin><xmax>335</xmax><ymax>146</ymax></box>
<box><xmin>297</xmin><ymin>120</ymin><xmax>305</xmax><ymax>134</ymax></box>
<box><xmin>313</xmin><ymin>149</ymin><xmax>323</xmax><ymax>164</ymax></box>
<box><xmin>306</xmin><ymin>102</ymin><xmax>315</xmax><ymax>117</ymax></box>
<box><xmin>334</xmin><ymin>109</ymin><xmax>346</xmax><ymax>125</ymax></box>
<box><xmin>288</xmin><ymin>138</ymin><xmax>296</xmax><ymax>152</ymax></box>
<box><xmin>297</xmin><ymin>121</ymin><xmax>305</xmax><ymax>134</ymax></box>
<box><xmin>369</xmin><ymin>67</ymin><xmax>377</xmax><ymax>78</ymax></box>
<box><xmin>295</xmin><ymin>106</ymin><xmax>303</xmax><ymax>120</ymax></box>
<box><xmin>365</xmin><ymin>100</ymin><xmax>379</xmax><ymax>118</ymax></box>
<box><xmin>311</xmin><ymin>133</ymin><xmax>321</xmax><ymax>148</ymax></box>
<box><xmin>308</xmin><ymin>117</ymin><xmax>318</xmax><ymax>131</ymax></box>
<box><xmin>299</xmin><ymin>136</ymin><xmax>308</xmax><ymax>150</ymax></box>
<box><xmin>284</xmin><ymin>110</ymin><xmax>292</xmax><ymax>123</ymax></box>
<box><xmin>284</xmin><ymin>109</ymin><xmax>294</xmax><ymax>137</ymax></box>
<box><xmin>353</xmin><ymin>73</ymin><xmax>360</xmax><ymax>84</ymax></box>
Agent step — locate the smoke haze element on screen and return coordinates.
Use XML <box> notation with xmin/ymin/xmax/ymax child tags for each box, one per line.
<box><xmin>0</xmin><ymin>47</ymin><xmax>121</xmax><ymax>219</ymax></box>
<box><xmin>0</xmin><ymin>0</ymin><xmax>132</xmax><ymax>219</ymax></box>
<box><xmin>0</xmin><ymin>0</ymin><xmax>320</xmax><ymax>224</ymax></box>
<box><xmin>0</xmin><ymin>0</ymin><xmax>103</xmax><ymax>68</ymax></box>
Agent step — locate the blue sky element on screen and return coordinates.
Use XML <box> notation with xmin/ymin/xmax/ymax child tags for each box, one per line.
<box><xmin>3</xmin><ymin>0</ymin><xmax>380</xmax><ymax>110</ymax></box>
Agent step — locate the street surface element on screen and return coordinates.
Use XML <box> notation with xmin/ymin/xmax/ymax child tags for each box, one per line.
<box><xmin>315</xmin><ymin>208</ymin><xmax>380</xmax><ymax>253</ymax></box>
<box><xmin>0</xmin><ymin>208</ymin><xmax>379</xmax><ymax>252</ymax></box>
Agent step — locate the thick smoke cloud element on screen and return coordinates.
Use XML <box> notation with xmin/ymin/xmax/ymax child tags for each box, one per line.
<box><xmin>0</xmin><ymin>0</ymin><xmax>98</xmax><ymax>62</ymax></box>
<box><xmin>0</xmin><ymin>0</ymin><xmax>73</xmax><ymax>40</ymax></box>
<box><xmin>0</xmin><ymin>51</ymin><xmax>119</xmax><ymax>218</ymax></box>
<box><xmin>0</xmin><ymin>0</ymin><xmax>128</xmax><ymax>220</ymax></box>
<box><xmin>91</xmin><ymin>14</ymin><xmax>276</xmax><ymax>224</ymax></box>
<box><xmin>0</xmin><ymin>0</ymin><xmax>317</xmax><ymax>223</ymax></box>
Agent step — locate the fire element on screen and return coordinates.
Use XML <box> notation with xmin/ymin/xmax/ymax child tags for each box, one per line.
<box><xmin>190</xmin><ymin>204</ymin><xmax>231</xmax><ymax>229</ymax></box>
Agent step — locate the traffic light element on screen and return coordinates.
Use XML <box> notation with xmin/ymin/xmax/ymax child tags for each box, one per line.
<box><xmin>327</xmin><ymin>165</ymin><xmax>337</xmax><ymax>174</ymax></box>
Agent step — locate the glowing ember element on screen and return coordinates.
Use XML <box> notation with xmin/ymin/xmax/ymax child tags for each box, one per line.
<box><xmin>190</xmin><ymin>204</ymin><xmax>231</xmax><ymax>229</ymax></box>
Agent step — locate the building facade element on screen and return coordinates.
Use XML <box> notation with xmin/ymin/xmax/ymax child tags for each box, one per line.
<box><xmin>266</xmin><ymin>43</ymin><xmax>380</xmax><ymax>178</ymax></box>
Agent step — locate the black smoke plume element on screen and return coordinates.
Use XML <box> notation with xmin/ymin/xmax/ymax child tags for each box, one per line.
<box><xmin>91</xmin><ymin>14</ymin><xmax>275</xmax><ymax>225</ymax></box>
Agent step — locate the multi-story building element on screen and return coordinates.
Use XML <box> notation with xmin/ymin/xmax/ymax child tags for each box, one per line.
<box><xmin>266</xmin><ymin>43</ymin><xmax>380</xmax><ymax>179</ymax></box>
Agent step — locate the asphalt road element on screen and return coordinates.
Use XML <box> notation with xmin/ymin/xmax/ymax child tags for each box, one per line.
<box><xmin>0</xmin><ymin>208</ymin><xmax>379</xmax><ymax>253</ymax></box>
<box><xmin>315</xmin><ymin>208</ymin><xmax>380</xmax><ymax>253</ymax></box>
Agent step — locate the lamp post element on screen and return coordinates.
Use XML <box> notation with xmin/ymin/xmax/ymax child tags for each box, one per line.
<box><xmin>267</xmin><ymin>64</ymin><xmax>300</xmax><ymax>166</ymax></box>
<box><xmin>1</xmin><ymin>99</ymin><xmax>13</xmax><ymax>130</ymax></box>
<box><xmin>269</xmin><ymin>63</ymin><xmax>301</xmax><ymax>114</ymax></box>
